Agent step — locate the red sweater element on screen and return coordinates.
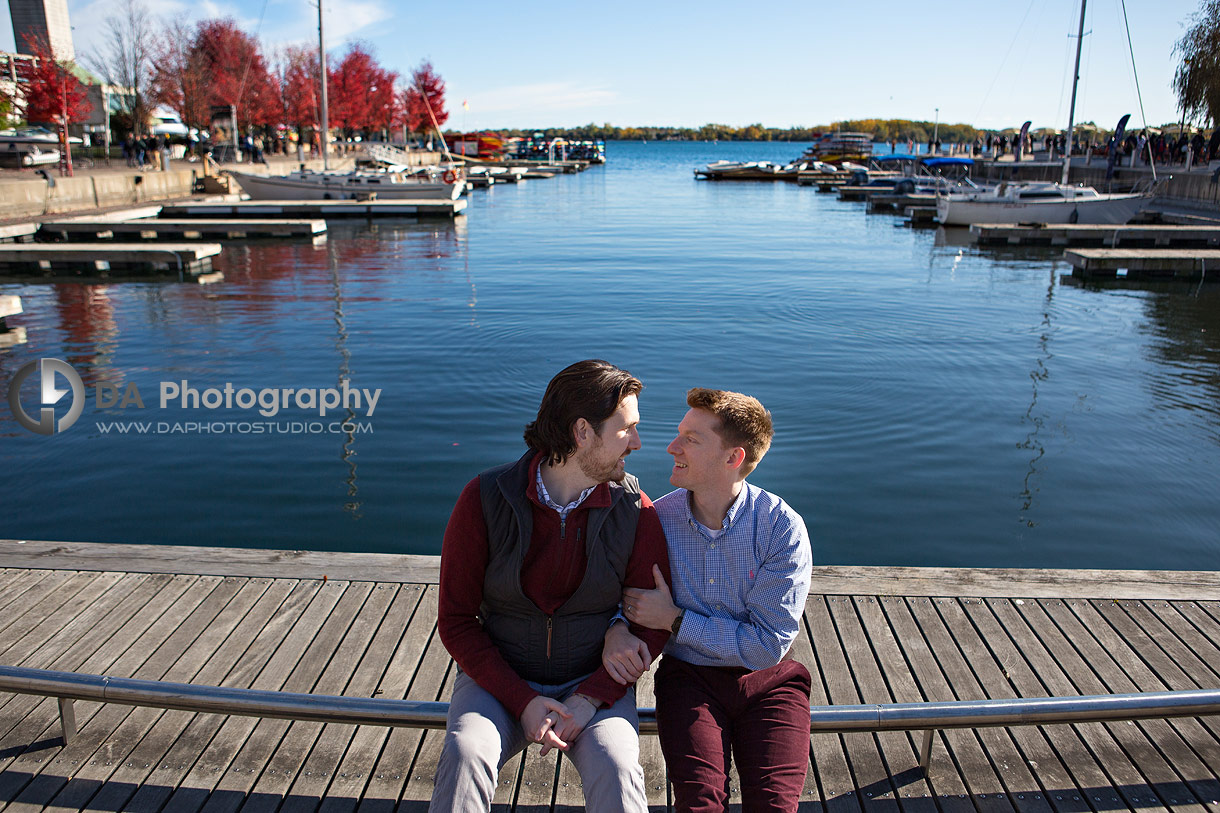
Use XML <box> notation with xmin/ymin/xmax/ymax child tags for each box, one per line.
<box><xmin>437</xmin><ymin>454</ymin><xmax>671</xmax><ymax>719</ymax></box>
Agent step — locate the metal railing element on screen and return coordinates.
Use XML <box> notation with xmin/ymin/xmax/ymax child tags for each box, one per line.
<box><xmin>2</xmin><ymin>664</ymin><xmax>1219</xmax><ymax>772</ymax></box>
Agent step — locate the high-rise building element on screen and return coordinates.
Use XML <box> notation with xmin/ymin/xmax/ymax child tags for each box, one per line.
<box><xmin>9</xmin><ymin>0</ymin><xmax>75</xmax><ymax>61</ymax></box>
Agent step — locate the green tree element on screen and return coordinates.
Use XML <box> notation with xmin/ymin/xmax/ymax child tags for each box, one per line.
<box><xmin>1173</xmin><ymin>0</ymin><xmax>1220</xmax><ymax>127</ymax></box>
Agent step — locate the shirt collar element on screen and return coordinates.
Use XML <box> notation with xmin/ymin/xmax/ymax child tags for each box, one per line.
<box><xmin>527</xmin><ymin>452</ymin><xmax>610</xmax><ymax>514</ymax></box>
<box><xmin>682</xmin><ymin>483</ymin><xmax>750</xmax><ymax>533</ymax></box>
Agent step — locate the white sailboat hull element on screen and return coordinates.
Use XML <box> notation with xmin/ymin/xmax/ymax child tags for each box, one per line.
<box><xmin>230</xmin><ymin>170</ymin><xmax>465</xmax><ymax>201</ymax></box>
<box><xmin>936</xmin><ymin>192</ymin><xmax>1148</xmax><ymax>226</ymax></box>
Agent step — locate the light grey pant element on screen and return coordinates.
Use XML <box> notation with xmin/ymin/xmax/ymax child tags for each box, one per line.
<box><xmin>429</xmin><ymin>671</ymin><xmax>647</xmax><ymax>813</ymax></box>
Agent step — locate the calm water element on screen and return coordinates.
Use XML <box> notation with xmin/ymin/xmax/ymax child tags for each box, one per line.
<box><xmin>3</xmin><ymin>141</ymin><xmax>1219</xmax><ymax>569</ymax></box>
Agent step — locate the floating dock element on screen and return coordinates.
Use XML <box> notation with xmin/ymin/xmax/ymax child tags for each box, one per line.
<box><xmin>868</xmin><ymin>192</ymin><xmax>936</xmax><ymax>213</ymax></box>
<box><xmin>0</xmin><ymin>540</ymin><xmax>1218</xmax><ymax>812</ymax></box>
<box><xmin>158</xmin><ymin>199</ymin><xmax>467</xmax><ymax>220</ymax></box>
<box><xmin>37</xmin><ymin>218</ymin><xmax>327</xmax><ymax>242</ymax></box>
<box><xmin>0</xmin><ymin>223</ymin><xmax>38</xmax><ymax>244</ymax></box>
<box><xmin>0</xmin><ymin>243</ymin><xmax>222</xmax><ymax>281</ymax></box>
<box><xmin>1063</xmin><ymin>249</ymin><xmax>1220</xmax><ymax>279</ymax></box>
<box><xmin>973</xmin><ymin>224</ymin><xmax>1220</xmax><ymax>248</ymax></box>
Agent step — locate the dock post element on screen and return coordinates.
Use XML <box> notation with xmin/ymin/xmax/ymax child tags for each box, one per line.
<box><xmin>57</xmin><ymin>697</ymin><xmax>76</xmax><ymax>745</ymax></box>
<box><xmin>919</xmin><ymin>729</ymin><xmax>935</xmax><ymax>773</ymax></box>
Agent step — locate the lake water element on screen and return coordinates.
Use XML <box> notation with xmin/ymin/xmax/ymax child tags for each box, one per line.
<box><xmin>3</xmin><ymin>140</ymin><xmax>1218</xmax><ymax>570</ymax></box>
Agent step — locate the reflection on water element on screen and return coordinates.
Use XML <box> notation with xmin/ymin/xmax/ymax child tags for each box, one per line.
<box><xmin>3</xmin><ymin>142</ymin><xmax>1218</xmax><ymax>569</ymax></box>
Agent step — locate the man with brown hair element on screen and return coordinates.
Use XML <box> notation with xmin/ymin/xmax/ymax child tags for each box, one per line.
<box><xmin>431</xmin><ymin>359</ymin><xmax>670</xmax><ymax>813</ymax></box>
<box><xmin>604</xmin><ymin>388</ymin><xmax>813</xmax><ymax>812</ymax></box>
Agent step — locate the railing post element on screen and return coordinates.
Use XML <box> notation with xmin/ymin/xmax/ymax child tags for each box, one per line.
<box><xmin>57</xmin><ymin>697</ymin><xmax>76</xmax><ymax>744</ymax></box>
<box><xmin>919</xmin><ymin>729</ymin><xmax>935</xmax><ymax>773</ymax></box>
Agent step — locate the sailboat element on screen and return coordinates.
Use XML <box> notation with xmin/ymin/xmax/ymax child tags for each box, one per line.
<box><xmin>936</xmin><ymin>0</ymin><xmax>1153</xmax><ymax>227</ymax></box>
<box><xmin>229</xmin><ymin>2</ymin><xmax>464</xmax><ymax>202</ymax></box>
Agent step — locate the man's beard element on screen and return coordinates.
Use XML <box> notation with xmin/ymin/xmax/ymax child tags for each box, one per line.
<box><xmin>577</xmin><ymin>436</ymin><xmax>627</xmax><ymax>483</ymax></box>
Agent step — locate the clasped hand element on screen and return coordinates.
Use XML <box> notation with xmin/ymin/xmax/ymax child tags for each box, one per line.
<box><xmin>521</xmin><ymin>693</ymin><xmax>598</xmax><ymax>755</ymax></box>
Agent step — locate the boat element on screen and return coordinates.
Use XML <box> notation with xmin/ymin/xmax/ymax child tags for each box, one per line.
<box><xmin>229</xmin><ymin>166</ymin><xmax>466</xmax><ymax>201</ymax></box>
<box><xmin>801</xmin><ymin>131</ymin><xmax>873</xmax><ymax>164</ymax></box>
<box><xmin>936</xmin><ymin>0</ymin><xmax>1153</xmax><ymax>226</ymax></box>
<box><xmin>935</xmin><ymin>181</ymin><xmax>1148</xmax><ymax>226</ymax></box>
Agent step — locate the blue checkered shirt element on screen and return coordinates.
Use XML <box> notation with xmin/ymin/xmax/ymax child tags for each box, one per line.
<box><xmin>655</xmin><ymin>483</ymin><xmax>812</xmax><ymax>671</ymax></box>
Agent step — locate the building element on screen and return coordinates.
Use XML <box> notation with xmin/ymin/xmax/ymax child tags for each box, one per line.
<box><xmin>7</xmin><ymin>0</ymin><xmax>74</xmax><ymax>60</ymax></box>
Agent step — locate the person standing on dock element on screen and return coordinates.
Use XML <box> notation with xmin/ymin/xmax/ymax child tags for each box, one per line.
<box><xmin>603</xmin><ymin>388</ymin><xmax>813</xmax><ymax>813</ymax></box>
<box><xmin>431</xmin><ymin>359</ymin><xmax>671</xmax><ymax>813</ymax></box>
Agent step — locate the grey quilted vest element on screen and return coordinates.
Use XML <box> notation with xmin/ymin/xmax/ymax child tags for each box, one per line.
<box><xmin>478</xmin><ymin>451</ymin><xmax>641</xmax><ymax>685</ymax></box>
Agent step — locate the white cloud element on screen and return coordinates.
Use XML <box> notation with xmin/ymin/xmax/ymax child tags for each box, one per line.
<box><xmin>464</xmin><ymin>82</ymin><xmax>620</xmax><ymax>114</ymax></box>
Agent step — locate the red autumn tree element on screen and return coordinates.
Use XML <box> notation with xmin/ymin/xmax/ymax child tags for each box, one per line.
<box><xmin>19</xmin><ymin>33</ymin><xmax>91</xmax><ymax>175</ymax></box>
<box><xmin>150</xmin><ymin>16</ymin><xmax>210</xmax><ymax>132</ymax></box>
<box><xmin>193</xmin><ymin>19</ymin><xmax>278</xmax><ymax>128</ymax></box>
<box><xmin>403</xmin><ymin>61</ymin><xmax>447</xmax><ymax>135</ymax></box>
<box><xmin>328</xmin><ymin>42</ymin><xmax>398</xmax><ymax>137</ymax></box>
<box><xmin>277</xmin><ymin>43</ymin><xmax>319</xmax><ymax>135</ymax></box>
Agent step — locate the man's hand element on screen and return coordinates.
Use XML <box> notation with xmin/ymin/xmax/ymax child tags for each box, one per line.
<box><xmin>521</xmin><ymin>695</ymin><xmax>572</xmax><ymax>753</ymax></box>
<box><xmin>623</xmin><ymin>564</ymin><xmax>680</xmax><ymax>631</ymax></box>
<box><xmin>603</xmin><ymin>622</ymin><xmax>650</xmax><ymax>685</ymax></box>
<box><xmin>544</xmin><ymin>694</ymin><xmax>598</xmax><ymax>755</ymax></box>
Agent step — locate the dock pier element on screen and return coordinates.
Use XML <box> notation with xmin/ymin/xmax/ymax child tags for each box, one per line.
<box><xmin>0</xmin><ymin>541</ymin><xmax>1218</xmax><ymax>812</ymax></box>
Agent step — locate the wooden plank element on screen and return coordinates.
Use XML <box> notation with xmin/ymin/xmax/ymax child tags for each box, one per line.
<box><xmin>0</xmin><ymin>570</ymin><xmax>75</xmax><ymax>646</ymax></box>
<box><xmin>932</xmin><ymin>598</ymin><xmax>1080</xmax><ymax>813</ymax></box>
<box><xmin>979</xmin><ymin>598</ymin><xmax>1167</xmax><ymax>811</ymax></box>
<box><xmin>188</xmin><ymin>581</ymin><xmax>373</xmax><ymax>813</ymax></box>
<box><xmin>246</xmin><ymin>582</ymin><xmax>400</xmax><ymax>812</ymax></box>
<box><xmin>1045</xmin><ymin>599</ymin><xmax>1220</xmax><ymax>805</ymax></box>
<box><xmin>881</xmin><ymin>597</ymin><xmax>1008</xmax><ymax>813</ymax></box>
<box><xmin>119</xmin><ymin>578</ymin><xmax>315</xmax><ymax>813</ymax></box>
<box><xmin>972</xmin><ymin>224</ymin><xmax>1220</xmax><ymax>248</ymax></box>
<box><xmin>0</xmin><ymin>541</ymin><xmax>440</xmax><ymax>585</ymax></box>
<box><xmin>0</xmin><ymin>572</ymin><xmax>147</xmax><ymax>730</ymax></box>
<box><xmin>308</xmin><ymin>584</ymin><xmax>428</xmax><ymax>813</ymax></box>
<box><xmin>350</xmin><ymin>587</ymin><xmax>456</xmax><ymax>813</ymax></box>
<box><xmin>513</xmin><ymin>745</ymin><xmax>560</xmax><ymax>813</ymax></box>
<box><xmin>158</xmin><ymin>200</ymin><xmax>467</xmax><ymax>219</ymax></box>
<box><xmin>396</xmin><ymin>664</ymin><xmax>463</xmax><ymax>813</ymax></box>
<box><xmin>0</xmin><ymin>574</ymin><xmax>199</xmax><ymax>809</ymax></box>
<box><xmin>70</xmin><ymin>577</ymin><xmax>276</xmax><ymax>813</ymax></box>
<box><xmin>828</xmin><ymin>596</ymin><xmax>943</xmax><ymax>813</ymax></box>
<box><xmin>804</xmin><ymin>597</ymin><xmax>893</xmax><ymax>810</ymax></box>
<box><xmin>154</xmin><ymin>578</ymin><xmax>342</xmax><ymax>813</ymax></box>
<box><xmin>788</xmin><ymin>611</ymin><xmax>843</xmax><ymax>813</ymax></box>
<box><xmin>9</xmin><ymin>576</ymin><xmax>230</xmax><ymax>813</ymax></box>
<box><xmin>9</xmin><ymin>543</ymin><xmax>1220</xmax><ymax>600</ymax></box>
<box><xmin>0</xmin><ymin>571</ymin><xmax>115</xmax><ymax>665</ymax></box>
<box><xmin>1011</xmin><ymin>598</ymin><xmax>1190</xmax><ymax>811</ymax></box>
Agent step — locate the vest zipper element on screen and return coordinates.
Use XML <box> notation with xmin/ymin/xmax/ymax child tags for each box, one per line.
<box><xmin>559</xmin><ymin>515</ymin><xmax>566</xmax><ymax>539</ymax></box>
<box><xmin>546</xmin><ymin>616</ymin><xmax>553</xmax><ymax>658</ymax></box>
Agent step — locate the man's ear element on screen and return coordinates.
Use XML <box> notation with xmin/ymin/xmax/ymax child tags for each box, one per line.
<box><xmin>573</xmin><ymin>417</ymin><xmax>593</xmax><ymax>449</ymax></box>
<box><xmin>726</xmin><ymin>447</ymin><xmax>746</xmax><ymax>470</ymax></box>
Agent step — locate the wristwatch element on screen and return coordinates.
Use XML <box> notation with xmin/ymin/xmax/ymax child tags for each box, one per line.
<box><xmin>671</xmin><ymin>609</ymin><xmax>684</xmax><ymax>636</ymax></box>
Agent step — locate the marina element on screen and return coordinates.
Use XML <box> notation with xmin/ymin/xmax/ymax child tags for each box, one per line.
<box><xmin>0</xmin><ymin>542</ymin><xmax>1219</xmax><ymax>812</ymax></box>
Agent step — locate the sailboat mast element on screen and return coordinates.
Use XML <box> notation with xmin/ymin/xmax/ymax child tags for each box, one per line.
<box><xmin>1058</xmin><ymin>0</ymin><xmax>1088</xmax><ymax>184</ymax></box>
<box><xmin>319</xmin><ymin>0</ymin><xmax>329</xmax><ymax>169</ymax></box>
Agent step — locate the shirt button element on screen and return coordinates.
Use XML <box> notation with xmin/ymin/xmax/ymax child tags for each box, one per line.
<box><xmin>708</xmin><ymin>578</ymin><xmax>714</xmax><ymax>584</ymax></box>
<box><xmin>710</xmin><ymin>544</ymin><xmax>716</xmax><ymax>549</ymax></box>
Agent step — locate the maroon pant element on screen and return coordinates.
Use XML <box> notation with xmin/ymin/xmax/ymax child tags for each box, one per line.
<box><xmin>654</xmin><ymin>655</ymin><xmax>812</xmax><ymax>813</ymax></box>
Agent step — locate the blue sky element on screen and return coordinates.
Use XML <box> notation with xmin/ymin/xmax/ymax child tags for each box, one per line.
<box><xmin>2</xmin><ymin>0</ymin><xmax>1209</xmax><ymax>132</ymax></box>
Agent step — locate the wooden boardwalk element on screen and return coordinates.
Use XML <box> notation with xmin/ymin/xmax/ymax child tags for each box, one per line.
<box><xmin>1</xmin><ymin>541</ymin><xmax>1219</xmax><ymax>812</ymax></box>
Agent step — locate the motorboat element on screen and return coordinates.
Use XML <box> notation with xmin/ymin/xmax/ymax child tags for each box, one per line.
<box><xmin>695</xmin><ymin>160</ymin><xmax>809</xmax><ymax>180</ymax></box>
<box><xmin>801</xmin><ymin>131</ymin><xmax>873</xmax><ymax>163</ymax></box>
<box><xmin>229</xmin><ymin>165</ymin><xmax>466</xmax><ymax>201</ymax></box>
<box><xmin>935</xmin><ymin>181</ymin><xmax>1150</xmax><ymax>226</ymax></box>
